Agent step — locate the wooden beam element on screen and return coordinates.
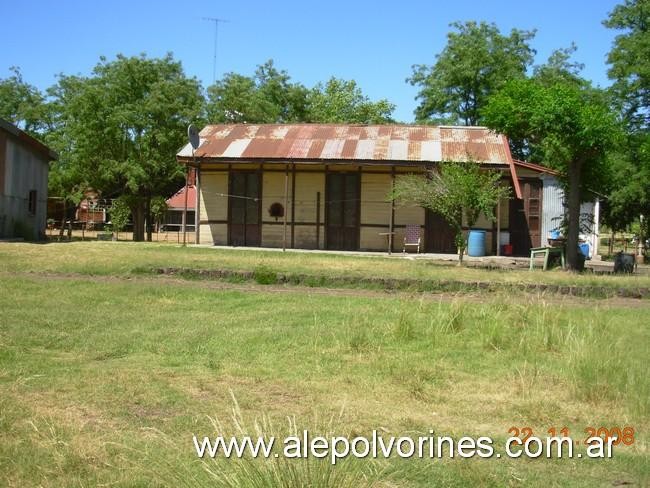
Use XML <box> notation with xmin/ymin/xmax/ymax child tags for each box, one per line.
<box><xmin>316</xmin><ymin>192</ymin><xmax>321</xmax><ymax>250</ymax></box>
<box><xmin>496</xmin><ymin>197</ymin><xmax>501</xmax><ymax>256</ymax></box>
<box><xmin>182</xmin><ymin>164</ymin><xmax>189</xmax><ymax>246</ymax></box>
<box><xmin>389</xmin><ymin>167</ymin><xmax>395</xmax><ymax>254</ymax></box>
<box><xmin>195</xmin><ymin>164</ymin><xmax>201</xmax><ymax>245</ymax></box>
<box><xmin>291</xmin><ymin>164</ymin><xmax>296</xmax><ymax>248</ymax></box>
<box><xmin>283</xmin><ymin>165</ymin><xmax>288</xmax><ymax>251</ymax></box>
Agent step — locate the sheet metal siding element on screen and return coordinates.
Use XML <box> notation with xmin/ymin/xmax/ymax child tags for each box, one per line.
<box><xmin>541</xmin><ymin>175</ymin><xmax>596</xmax><ymax>246</ymax></box>
<box><xmin>0</xmin><ymin>137</ymin><xmax>49</xmax><ymax>239</ymax></box>
<box><xmin>180</xmin><ymin>124</ymin><xmax>510</xmax><ymax>164</ymax></box>
<box><xmin>541</xmin><ymin>176</ymin><xmax>565</xmax><ymax>246</ymax></box>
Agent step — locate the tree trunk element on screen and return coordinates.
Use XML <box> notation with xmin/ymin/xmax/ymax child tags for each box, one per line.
<box><xmin>67</xmin><ymin>212</ymin><xmax>73</xmax><ymax>240</ymax></box>
<box><xmin>58</xmin><ymin>200</ymin><xmax>67</xmax><ymax>241</ymax></box>
<box><xmin>609</xmin><ymin>230</ymin><xmax>614</xmax><ymax>256</ymax></box>
<box><xmin>456</xmin><ymin>229</ymin><xmax>465</xmax><ymax>266</ymax></box>
<box><xmin>132</xmin><ymin>200</ymin><xmax>145</xmax><ymax>241</ymax></box>
<box><xmin>145</xmin><ymin>195</ymin><xmax>153</xmax><ymax>242</ymax></box>
<box><xmin>566</xmin><ymin>161</ymin><xmax>582</xmax><ymax>270</ymax></box>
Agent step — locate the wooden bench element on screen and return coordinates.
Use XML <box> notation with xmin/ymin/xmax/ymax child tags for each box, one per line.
<box><xmin>529</xmin><ymin>246</ymin><xmax>565</xmax><ymax>271</ymax></box>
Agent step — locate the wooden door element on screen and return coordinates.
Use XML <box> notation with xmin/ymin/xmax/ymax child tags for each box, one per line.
<box><xmin>510</xmin><ymin>180</ymin><xmax>542</xmax><ymax>256</ymax></box>
<box><xmin>325</xmin><ymin>172</ymin><xmax>360</xmax><ymax>250</ymax></box>
<box><xmin>229</xmin><ymin>171</ymin><xmax>261</xmax><ymax>247</ymax></box>
<box><xmin>425</xmin><ymin>210</ymin><xmax>456</xmax><ymax>253</ymax></box>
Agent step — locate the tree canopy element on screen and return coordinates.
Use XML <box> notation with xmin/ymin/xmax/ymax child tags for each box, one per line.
<box><xmin>46</xmin><ymin>53</ymin><xmax>205</xmax><ymax>241</ymax></box>
<box><xmin>601</xmin><ymin>0</ymin><xmax>650</xmax><ymax>245</ymax></box>
<box><xmin>206</xmin><ymin>60</ymin><xmax>394</xmax><ymax>124</ymax></box>
<box><xmin>483</xmin><ymin>78</ymin><xmax>620</xmax><ymax>268</ymax></box>
<box><xmin>408</xmin><ymin>21</ymin><xmax>536</xmax><ymax>125</ymax></box>
<box><xmin>0</xmin><ymin>67</ymin><xmax>48</xmax><ymax>134</ymax></box>
<box><xmin>206</xmin><ymin>60</ymin><xmax>308</xmax><ymax>123</ymax></box>
<box><xmin>306</xmin><ymin>77</ymin><xmax>394</xmax><ymax>124</ymax></box>
<box><xmin>604</xmin><ymin>0</ymin><xmax>650</xmax><ymax>130</ymax></box>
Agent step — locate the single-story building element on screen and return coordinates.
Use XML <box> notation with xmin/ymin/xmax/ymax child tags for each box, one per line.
<box><xmin>0</xmin><ymin>118</ymin><xmax>57</xmax><ymax>240</ymax></box>
<box><xmin>176</xmin><ymin>123</ymin><xmax>598</xmax><ymax>256</ymax></box>
<box><xmin>164</xmin><ymin>183</ymin><xmax>196</xmax><ymax>232</ymax></box>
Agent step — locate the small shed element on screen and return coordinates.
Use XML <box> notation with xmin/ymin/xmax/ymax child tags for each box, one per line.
<box><xmin>0</xmin><ymin>118</ymin><xmax>57</xmax><ymax>240</ymax></box>
<box><xmin>164</xmin><ymin>184</ymin><xmax>196</xmax><ymax>232</ymax></box>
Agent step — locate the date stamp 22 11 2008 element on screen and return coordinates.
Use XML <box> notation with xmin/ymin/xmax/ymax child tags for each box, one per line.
<box><xmin>508</xmin><ymin>426</ymin><xmax>636</xmax><ymax>446</ymax></box>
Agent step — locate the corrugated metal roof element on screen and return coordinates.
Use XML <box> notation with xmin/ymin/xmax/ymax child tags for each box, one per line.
<box><xmin>166</xmin><ymin>185</ymin><xmax>196</xmax><ymax>210</ymax></box>
<box><xmin>177</xmin><ymin>124</ymin><xmax>511</xmax><ymax>164</ymax></box>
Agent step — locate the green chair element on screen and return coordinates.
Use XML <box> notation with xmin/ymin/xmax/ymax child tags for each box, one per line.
<box><xmin>529</xmin><ymin>246</ymin><xmax>566</xmax><ymax>271</ymax></box>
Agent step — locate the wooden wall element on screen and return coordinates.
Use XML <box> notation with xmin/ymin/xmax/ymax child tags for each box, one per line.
<box><xmin>196</xmin><ymin>162</ymin><xmax>522</xmax><ymax>253</ymax></box>
<box><xmin>198</xmin><ymin>170</ymin><xmax>228</xmax><ymax>245</ymax></box>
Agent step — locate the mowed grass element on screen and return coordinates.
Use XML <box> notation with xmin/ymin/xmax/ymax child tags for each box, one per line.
<box><xmin>0</xmin><ymin>255</ymin><xmax>648</xmax><ymax>486</ymax></box>
<box><xmin>1</xmin><ymin>241</ymin><xmax>650</xmax><ymax>291</ymax></box>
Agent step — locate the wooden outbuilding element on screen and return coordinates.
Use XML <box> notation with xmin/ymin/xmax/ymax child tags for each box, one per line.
<box><xmin>0</xmin><ymin>118</ymin><xmax>57</xmax><ymax>240</ymax></box>
<box><xmin>176</xmin><ymin>123</ymin><xmax>572</xmax><ymax>256</ymax></box>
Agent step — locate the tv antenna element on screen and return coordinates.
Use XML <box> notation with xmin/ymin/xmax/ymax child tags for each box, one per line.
<box><xmin>203</xmin><ymin>17</ymin><xmax>229</xmax><ymax>83</ymax></box>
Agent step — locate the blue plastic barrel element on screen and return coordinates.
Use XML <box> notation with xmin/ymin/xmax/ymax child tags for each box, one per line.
<box><xmin>467</xmin><ymin>230</ymin><xmax>487</xmax><ymax>257</ymax></box>
<box><xmin>579</xmin><ymin>243</ymin><xmax>590</xmax><ymax>260</ymax></box>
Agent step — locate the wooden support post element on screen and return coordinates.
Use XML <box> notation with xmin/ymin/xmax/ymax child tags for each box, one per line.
<box><xmin>195</xmin><ymin>164</ymin><xmax>201</xmax><ymax>245</ymax></box>
<box><xmin>182</xmin><ymin>163</ymin><xmax>189</xmax><ymax>247</ymax></box>
<box><xmin>496</xmin><ymin>197</ymin><xmax>501</xmax><ymax>256</ymax></box>
<box><xmin>283</xmin><ymin>165</ymin><xmax>288</xmax><ymax>252</ymax></box>
<box><xmin>291</xmin><ymin>164</ymin><xmax>296</xmax><ymax>249</ymax></box>
<box><xmin>316</xmin><ymin>191</ymin><xmax>321</xmax><ymax>250</ymax></box>
<box><xmin>389</xmin><ymin>168</ymin><xmax>395</xmax><ymax>255</ymax></box>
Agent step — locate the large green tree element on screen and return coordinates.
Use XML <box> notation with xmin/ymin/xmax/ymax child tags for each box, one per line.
<box><xmin>604</xmin><ymin>0</ymin><xmax>650</xmax><ymax>130</ymax></box>
<box><xmin>49</xmin><ymin>53</ymin><xmax>204</xmax><ymax>241</ymax></box>
<box><xmin>483</xmin><ymin>79</ymin><xmax>620</xmax><ymax>270</ymax></box>
<box><xmin>206</xmin><ymin>60</ymin><xmax>394</xmax><ymax>124</ymax></box>
<box><xmin>306</xmin><ymin>77</ymin><xmax>394</xmax><ymax>124</ymax></box>
<box><xmin>408</xmin><ymin>21</ymin><xmax>536</xmax><ymax>125</ymax></box>
<box><xmin>603</xmin><ymin>0</ymin><xmax>650</xmax><ymax>253</ymax></box>
<box><xmin>206</xmin><ymin>60</ymin><xmax>308</xmax><ymax>123</ymax></box>
<box><xmin>0</xmin><ymin>67</ymin><xmax>48</xmax><ymax>134</ymax></box>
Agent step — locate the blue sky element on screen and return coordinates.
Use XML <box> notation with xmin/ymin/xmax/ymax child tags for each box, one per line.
<box><xmin>2</xmin><ymin>0</ymin><xmax>621</xmax><ymax>122</ymax></box>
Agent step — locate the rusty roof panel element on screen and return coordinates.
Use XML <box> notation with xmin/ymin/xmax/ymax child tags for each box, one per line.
<box><xmin>288</xmin><ymin>138</ymin><xmax>313</xmax><ymax>159</ymax></box>
<box><xmin>306</xmin><ymin>139</ymin><xmax>326</xmax><ymax>159</ymax></box>
<box><xmin>180</xmin><ymin>123</ymin><xmax>510</xmax><ymax>165</ymax></box>
<box><xmin>197</xmin><ymin>137</ymin><xmax>231</xmax><ymax>158</ymax></box>
<box><xmin>322</xmin><ymin>138</ymin><xmax>346</xmax><ymax>159</ymax></box>
<box><xmin>373</xmin><ymin>136</ymin><xmax>390</xmax><ymax>160</ymax></box>
<box><xmin>407</xmin><ymin>141</ymin><xmax>421</xmax><ymax>161</ymax></box>
<box><xmin>341</xmin><ymin>139</ymin><xmax>358</xmax><ymax>158</ymax></box>
<box><xmin>241</xmin><ymin>138</ymin><xmax>281</xmax><ymax>158</ymax></box>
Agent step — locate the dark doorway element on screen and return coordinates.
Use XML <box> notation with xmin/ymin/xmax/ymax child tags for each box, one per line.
<box><xmin>229</xmin><ymin>171</ymin><xmax>261</xmax><ymax>246</ymax></box>
<box><xmin>425</xmin><ymin>210</ymin><xmax>456</xmax><ymax>253</ymax></box>
<box><xmin>325</xmin><ymin>172</ymin><xmax>360</xmax><ymax>250</ymax></box>
<box><xmin>510</xmin><ymin>180</ymin><xmax>542</xmax><ymax>256</ymax></box>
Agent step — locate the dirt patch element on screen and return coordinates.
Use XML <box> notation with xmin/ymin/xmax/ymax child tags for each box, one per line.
<box><xmin>149</xmin><ymin>266</ymin><xmax>650</xmax><ymax>300</ymax></box>
<box><xmin>5</xmin><ymin>270</ymin><xmax>650</xmax><ymax>308</ymax></box>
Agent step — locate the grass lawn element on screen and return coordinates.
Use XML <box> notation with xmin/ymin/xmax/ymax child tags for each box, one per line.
<box><xmin>1</xmin><ymin>241</ymin><xmax>650</xmax><ymax>290</ymax></box>
<box><xmin>0</xmin><ymin>242</ymin><xmax>648</xmax><ymax>487</ymax></box>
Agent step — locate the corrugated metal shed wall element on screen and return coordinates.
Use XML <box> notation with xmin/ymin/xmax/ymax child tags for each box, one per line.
<box><xmin>541</xmin><ymin>175</ymin><xmax>564</xmax><ymax>246</ymax></box>
<box><xmin>541</xmin><ymin>175</ymin><xmax>596</xmax><ymax>248</ymax></box>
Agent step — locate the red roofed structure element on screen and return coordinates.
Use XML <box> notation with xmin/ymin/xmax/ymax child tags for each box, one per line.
<box><xmin>176</xmin><ymin>123</ymin><xmax>580</xmax><ymax>256</ymax></box>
